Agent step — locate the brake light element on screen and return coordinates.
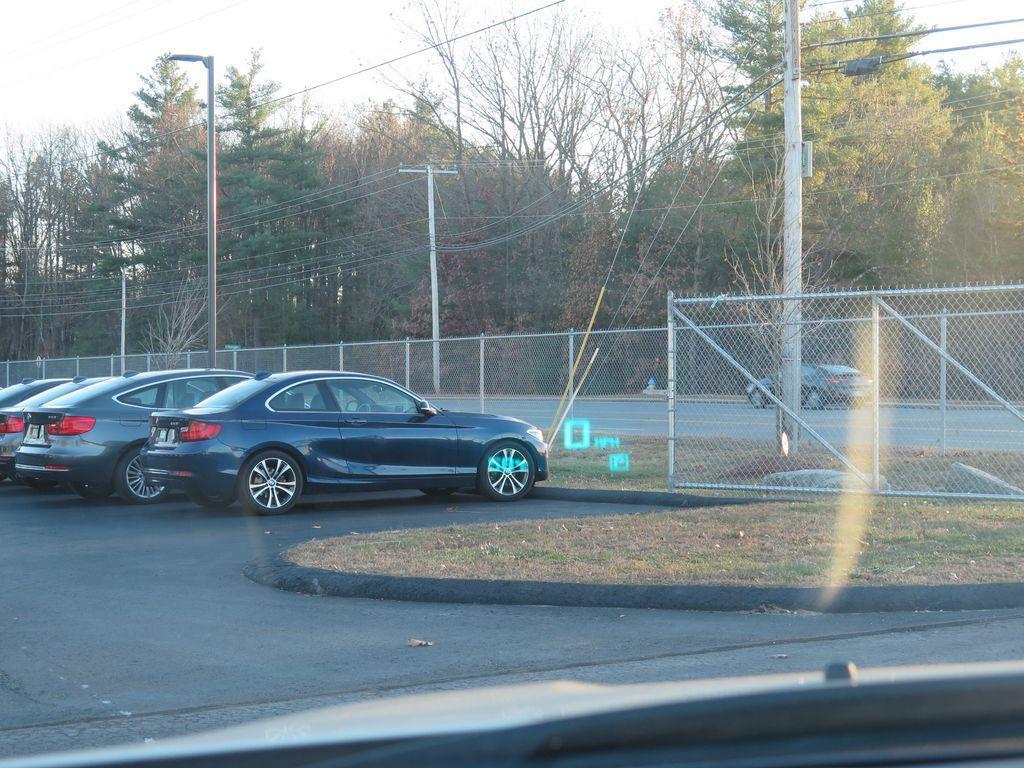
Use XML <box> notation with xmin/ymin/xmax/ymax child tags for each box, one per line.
<box><xmin>0</xmin><ymin>417</ymin><xmax>25</xmax><ymax>434</ymax></box>
<box><xmin>46</xmin><ymin>416</ymin><xmax>96</xmax><ymax>436</ymax></box>
<box><xmin>179</xmin><ymin>420</ymin><xmax>221</xmax><ymax>442</ymax></box>
<box><xmin>825</xmin><ymin>376</ymin><xmax>841</xmax><ymax>383</ymax></box>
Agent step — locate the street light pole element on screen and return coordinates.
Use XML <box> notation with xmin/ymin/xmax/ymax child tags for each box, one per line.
<box><xmin>399</xmin><ymin>164</ymin><xmax>458</xmax><ymax>393</ymax></box>
<box><xmin>169</xmin><ymin>53</ymin><xmax>217</xmax><ymax>369</ymax></box>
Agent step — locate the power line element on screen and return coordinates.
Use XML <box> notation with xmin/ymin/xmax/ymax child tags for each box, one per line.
<box><xmin>79</xmin><ymin>0</ymin><xmax>567</xmax><ymax>163</ymax></box>
<box><xmin>1</xmin><ymin>0</ymin><xmax>253</xmax><ymax>88</ymax></box>
<box><xmin>0</xmin><ymin>0</ymin><xmax>152</xmax><ymax>61</ymax></box>
<box><xmin>803</xmin><ymin>15</ymin><xmax>1024</xmax><ymax>50</ymax></box>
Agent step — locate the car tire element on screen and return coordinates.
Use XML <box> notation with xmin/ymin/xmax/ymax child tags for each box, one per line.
<box><xmin>114</xmin><ymin>448</ymin><xmax>169</xmax><ymax>504</ymax></box>
<box><xmin>69</xmin><ymin>481</ymin><xmax>113</xmax><ymax>500</ymax></box>
<box><xmin>420</xmin><ymin>487</ymin><xmax>457</xmax><ymax>497</ymax></box>
<box><xmin>186</xmin><ymin>490</ymin><xmax>232</xmax><ymax>510</ymax></box>
<box><xmin>238</xmin><ymin>450</ymin><xmax>303</xmax><ymax>516</ymax></box>
<box><xmin>477</xmin><ymin>440</ymin><xmax>535</xmax><ymax>502</ymax></box>
<box><xmin>23</xmin><ymin>477</ymin><xmax>58</xmax><ymax>491</ymax></box>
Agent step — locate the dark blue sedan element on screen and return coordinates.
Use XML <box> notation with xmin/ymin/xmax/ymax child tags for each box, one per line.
<box><xmin>140</xmin><ymin>371</ymin><xmax>549</xmax><ymax>514</ymax></box>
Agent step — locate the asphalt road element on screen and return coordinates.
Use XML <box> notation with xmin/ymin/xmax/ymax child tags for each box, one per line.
<box><xmin>3</xmin><ymin>484</ymin><xmax>1024</xmax><ymax>759</ymax></box>
<box><xmin>436</xmin><ymin>396</ymin><xmax>1024</xmax><ymax>451</ymax></box>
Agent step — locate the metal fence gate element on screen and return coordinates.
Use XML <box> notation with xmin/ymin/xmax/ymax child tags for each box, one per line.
<box><xmin>668</xmin><ymin>284</ymin><xmax>1024</xmax><ymax>500</ymax></box>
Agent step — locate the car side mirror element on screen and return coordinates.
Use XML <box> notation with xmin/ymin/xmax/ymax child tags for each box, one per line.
<box><xmin>417</xmin><ymin>400</ymin><xmax>438</xmax><ymax>417</ymax></box>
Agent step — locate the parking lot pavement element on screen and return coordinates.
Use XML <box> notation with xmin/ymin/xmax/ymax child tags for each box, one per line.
<box><xmin>435</xmin><ymin>396</ymin><xmax>1024</xmax><ymax>450</ymax></box>
<box><xmin>2</xmin><ymin>484</ymin><xmax>1024</xmax><ymax>758</ymax></box>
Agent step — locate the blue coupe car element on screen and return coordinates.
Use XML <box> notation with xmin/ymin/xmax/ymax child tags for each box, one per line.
<box><xmin>140</xmin><ymin>371</ymin><xmax>549</xmax><ymax>514</ymax></box>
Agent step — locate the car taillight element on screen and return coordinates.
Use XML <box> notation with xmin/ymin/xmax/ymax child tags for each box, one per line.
<box><xmin>824</xmin><ymin>376</ymin><xmax>842</xmax><ymax>383</ymax></box>
<box><xmin>179</xmin><ymin>420</ymin><xmax>221</xmax><ymax>442</ymax></box>
<box><xmin>46</xmin><ymin>416</ymin><xmax>96</xmax><ymax>436</ymax></box>
<box><xmin>0</xmin><ymin>417</ymin><xmax>25</xmax><ymax>434</ymax></box>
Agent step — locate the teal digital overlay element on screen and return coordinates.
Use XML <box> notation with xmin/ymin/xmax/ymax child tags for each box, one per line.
<box><xmin>563</xmin><ymin>419</ymin><xmax>591</xmax><ymax>450</ymax></box>
<box><xmin>609</xmin><ymin>453</ymin><xmax>631</xmax><ymax>472</ymax></box>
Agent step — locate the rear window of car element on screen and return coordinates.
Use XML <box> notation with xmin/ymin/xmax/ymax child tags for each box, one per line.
<box><xmin>45</xmin><ymin>377</ymin><xmax>135</xmax><ymax>408</ymax></box>
<box><xmin>0</xmin><ymin>383</ymin><xmax>41</xmax><ymax>407</ymax></box>
<box><xmin>14</xmin><ymin>380</ymin><xmax>93</xmax><ymax>408</ymax></box>
<box><xmin>193</xmin><ymin>378</ymin><xmax>271</xmax><ymax>409</ymax></box>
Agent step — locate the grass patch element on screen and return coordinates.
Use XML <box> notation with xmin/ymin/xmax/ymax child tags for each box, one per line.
<box><xmin>550</xmin><ymin>435</ymin><xmax>1024</xmax><ymax>495</ymax></box>
<box><xmin>288</xmin><ymin>499</ymin><xmax>1024</xmax><ymax>587</ymax></box>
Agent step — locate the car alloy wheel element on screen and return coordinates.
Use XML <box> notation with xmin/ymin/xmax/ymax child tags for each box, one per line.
<box><xmin>113</xmin><ymin>448</ymin><xmax>167</xmax><ymax>504</ymax></box>
<box><xmin>126</xmin><ymin>456</ymin><xmax>165</xmax><ymax>501</ymax></box>
<box><xmin>240</xmin><ymin>451</ymin><xmax>303</xmax><ymax>515</ymax></box>
<box><xmin>478</xmin><ymin>441</ymin><xmax>535</xmax><ymax>501</ymax></box>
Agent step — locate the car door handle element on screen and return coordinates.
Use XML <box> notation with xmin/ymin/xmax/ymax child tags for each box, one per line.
<box><xmin>341</xmin><ymin>418</ymin><xmax>367</xmax><ymax>426</ymax></box>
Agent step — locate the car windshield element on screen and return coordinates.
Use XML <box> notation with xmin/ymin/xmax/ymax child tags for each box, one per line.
<box><xmin>11</xmin><ymin>379</ymin><xmax>97</xmax><ymax>408</ymax></box>
<box><xmin>4</xmin><ymin>1</ymin><xmax>1024</xmax><ymax>764</ymax></box>
<box><xmin>194</xmin><ymin>378</ymin><xmax>272</xmax><ymax>408</ymax></box>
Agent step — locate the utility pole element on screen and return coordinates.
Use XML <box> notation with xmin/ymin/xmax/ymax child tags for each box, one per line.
<box><xmin>399</xmin><ymin>164</ymin><xmax>458</xmax><ymax>393</ymax></box>
<box><xmin>168</xmin><ymin>54</ymin><xmax>217</xmax><ymax>369</ymax></box>
<box><xmin>120</xmin><ymin>267</ymin><xmax>127</xmax><ymax>374</ymax></box>
<box><xmin>781</xmin><ymin>0</ymin><xmax>803</xmax><ymax>452</ymax></box>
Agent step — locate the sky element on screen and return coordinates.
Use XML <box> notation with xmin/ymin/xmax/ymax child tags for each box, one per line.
<box><xmin>1</xmin><ymin>0</ymin><xmax>1022</xmax><ymax>136</ymax></box>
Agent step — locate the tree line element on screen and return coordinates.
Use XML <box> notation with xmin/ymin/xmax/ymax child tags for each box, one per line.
<box><xmin>2</xmin><ymin>0</ymin><xmax>1023</xmax><ymax>361</ymax></box>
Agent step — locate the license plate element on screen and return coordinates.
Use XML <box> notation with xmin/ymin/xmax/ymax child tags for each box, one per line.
<box><xmin>24</xmin><ymin>424</ymin><xmax>45</xmax><ymax>445</ymax></box>
<box><xmin>153</xmin><ymin>428</ymin><xmax>176</xmax><ymax>446</ymax></box>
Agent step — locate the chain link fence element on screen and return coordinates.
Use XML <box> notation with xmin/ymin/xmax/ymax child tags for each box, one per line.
<box><xmin>1</xmin><ymin>327</ymin><xmax>668</xmax><ymax>404</ymax></box>
<box><xmin>669</xmin><ymin>284</ymin><xmax>1024</xmax><ymax>500</ymax></box>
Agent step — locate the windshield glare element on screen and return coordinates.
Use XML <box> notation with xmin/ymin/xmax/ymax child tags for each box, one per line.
<box><xmin>3</xmin><ymin>0</ymin><xmax>1024</xmax><ymax>763</ymax></box>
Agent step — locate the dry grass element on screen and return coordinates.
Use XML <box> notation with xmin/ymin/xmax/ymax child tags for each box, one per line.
<box><xmin>288</xmin><ymin>499</ymin><xmax>1024</xmax><ymax>587</ymax></box>
<box><xmin>550</xmin><ymin>435</ymin><xmax>1024</xmax><ymax>494</ymax></box>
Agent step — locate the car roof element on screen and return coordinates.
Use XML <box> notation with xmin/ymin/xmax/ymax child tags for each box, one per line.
<box><xmin>258</xmin><ymin>370</ymin><xmax>411</xmax><ymax>390</ymax></box>
<box><xmin>39</xmin><ymin>369</ymin><xmax>252</xmax><ymax>409</ymax></box>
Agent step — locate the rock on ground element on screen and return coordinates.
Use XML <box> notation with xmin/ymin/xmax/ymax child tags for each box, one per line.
<box><xmin>946</xmin><ymin>462</ymin><xmax>1024</xmax><ymax>497</ymax></box>
<box><xmin>763</xmin><ymin>468</ymin><xmax>886</xmax><ymax>491</ymax></box>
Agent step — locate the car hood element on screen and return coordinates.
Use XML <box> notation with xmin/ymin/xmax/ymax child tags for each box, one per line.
<box><xmin>10</xmin><ymin>661</ymin><xmax>1024</xmax><ymax>767</ymax></box>
<box><xmin>441</xmin><ymin>409</ymin><xmax>534</xmax><ymax>428</ymax></box>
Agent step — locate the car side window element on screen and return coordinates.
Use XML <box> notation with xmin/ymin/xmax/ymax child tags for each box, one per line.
<box><xmin>326</xmin><ymin>379</ymin><xmax>418</xmax><ymax>414</ymax></box>
<box><xmin>165</xmin><ymin>377</ymin><xmax>223</xmax><ymax>410</ymax></box>
<box><xmin>268</xmin><ymin>381</ymin><xmax>334</xmax><ymax>412</ymax></box>
<box><xmin>118</xmin><ymin>383</ymin><xmax>162</xmax><ymax>408</ymax></box>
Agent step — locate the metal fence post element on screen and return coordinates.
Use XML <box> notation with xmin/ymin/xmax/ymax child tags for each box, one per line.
<box><xmin>871</xmin><ymin>296</ymin><xmax>881</xmax><ymax>492</ymax></box>
<box><xmin>338</xmin><ymin>341</ymin><xmax>344</xmax><ymax>372</ymax></box>
<box><xmin>479</xmin><ymin>334</ymin><xmax>485</xmax><ymax>413</ymax></box>
<box><xmin>110</xmin><ymin>355</ymin><xmax>115</xmax><ymax>375</ymax></box>
<box><xmin>5</xmin><ymin>361</ymin><xmax>9</xmax><ymax>386</ymax></box>
<box><xmin>939</xmin><ymin>308</ymin><xmax>948</xmax><ymax>456</ymax></box>
<box><xmin>282</xmin><ymin>344</ymin><xmax>288</xmax><ymax>372</ymax></box>
<box><xmin>232</xmin><ymin>349</ymin><xmax>237</xmax><ymax>370</ymax></box>
<box><xmin>41</xmin><ymin>358</ymin><xmax>46</xmax><ymax>378</ymax></box>
<box><xmin>567</xmin><ymin>329</ymin><xmax>575</xmax><ymax>421</ymax></box>
<box><xmin>666</xmin><ymin>293</ymin><xmax>676</xmax><ymax>492</ymax></box>
<box><xmin>404</xmin><ymin>338</ymin><xmax>411</xmax><ymax>388</ymax></box>
<box><xmin>75</xmin><ymin>357</ymin><xmax>80</xmax><ymax>376</ymax></box>
<box><xmin>187</xmin><ymin>351</ymin><xmax>193</xmax><ymax>368</ymax></box>
<box><xmin>146</xmin><ymin>354</ymin><xmax>151</xmax><ymax>372</ymax></box>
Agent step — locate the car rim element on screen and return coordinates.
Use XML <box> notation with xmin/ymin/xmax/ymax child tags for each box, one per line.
<box><xmin>249</xmin><ymin>458</ymin><xmax>297</xmax><ymax>509</ymax></box>
<box><xmin>486</xmin><ymin>447</ymin><xmax>530</xmax><ymax>497</ymax></box>
<box><xmin>127</xmin><ymin>456</ymin><xmax>164</xmax><ymax>500</ymax></box>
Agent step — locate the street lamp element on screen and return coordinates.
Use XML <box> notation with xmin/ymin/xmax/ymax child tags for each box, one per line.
<box><xmin>168</xmin><ymin>53</ymin><xmax>217</xmax><ymax>370</ymax></box>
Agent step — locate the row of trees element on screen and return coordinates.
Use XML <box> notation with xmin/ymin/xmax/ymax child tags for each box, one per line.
<box><xmin>2</xmin><ymin>0</ymin><xmax>1023</xmax><ymax>361</ymax></box>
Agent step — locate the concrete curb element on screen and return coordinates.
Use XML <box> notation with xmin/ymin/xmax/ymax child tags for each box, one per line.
<box><xmin>529</xmin><ymin>486</ymin><xmax>759</xmax><ymax>507</ymax></box>
<box><xmin>243</xmin><ymin>554</ymin><xmax>1024</xmax><ymax>613</ymax></box>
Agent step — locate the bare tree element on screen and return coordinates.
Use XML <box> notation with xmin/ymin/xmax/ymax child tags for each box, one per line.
<box><xmin>143</xmin><ymin>279</ymin><xmax>208</xmax><ymax>367</ymax></box>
